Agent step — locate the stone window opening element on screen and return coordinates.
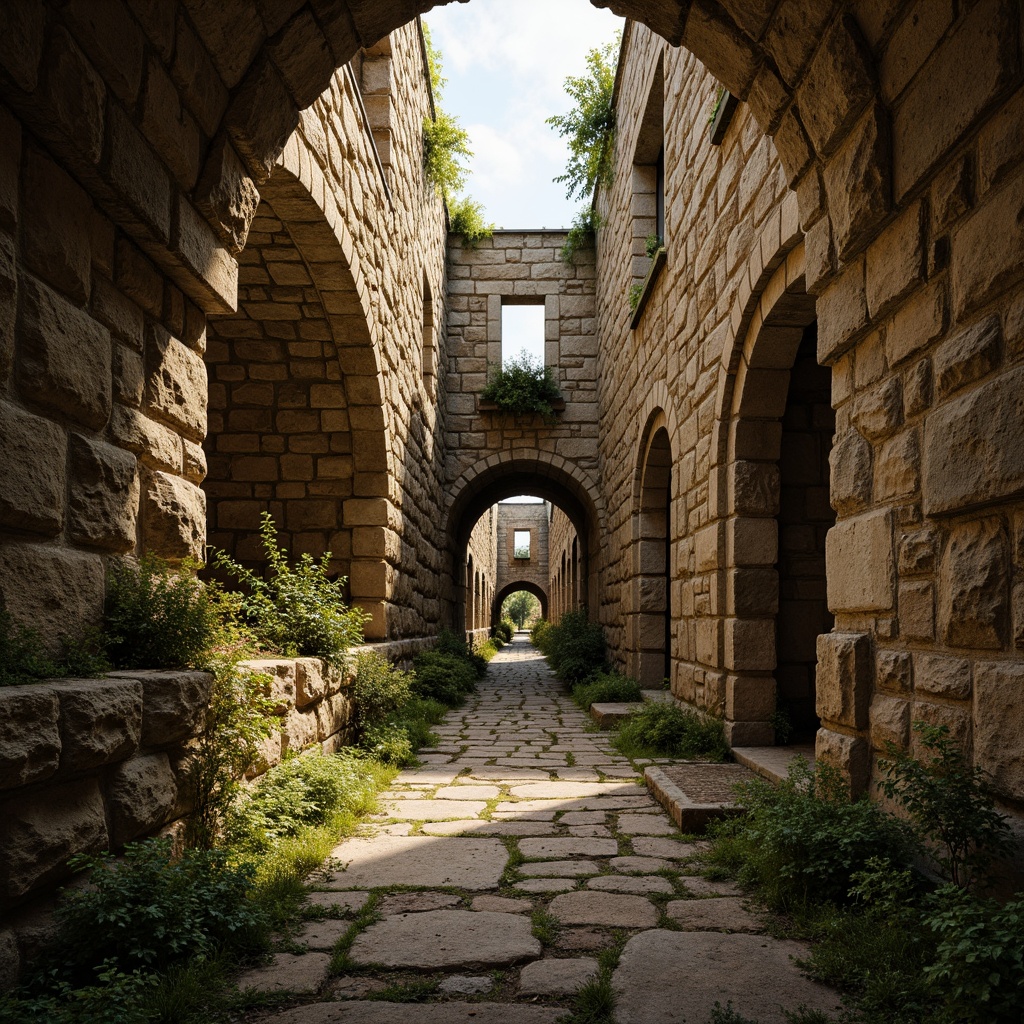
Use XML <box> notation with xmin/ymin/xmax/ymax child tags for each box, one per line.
<box><xmin>500</xmin><ymin>300</ymin><xmax>546</xmax><ymax>368</ymax></box>
<box><xmin>513</xmin><ymin>530</ymin><xmax>531</xmax><ymax>561</ymax></box>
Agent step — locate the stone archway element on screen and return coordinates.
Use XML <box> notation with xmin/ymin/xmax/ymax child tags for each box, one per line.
<box><xmin>493</xmin><ymin>581</ymin><xmax>549</xmax><ymax>626</ymax></box>
<box><xmin>203</xmin><ymin>135</ymin><xmax>393</xmax><ymax>638</ymax></box>
<box><xmin>444</xmin><ymin>451</ymin><xmax>605</xmax><ymax>632</ymax></box>
<box><xmin>629</xmin><ymin>410</ymin><xmax>674</xmax><ymax>687</ymax></box>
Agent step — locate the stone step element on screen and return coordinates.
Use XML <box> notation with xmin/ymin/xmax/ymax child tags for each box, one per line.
<box><xmin>640</xmin><ymin>689</ymin><xmax>675</xmax><ymax>703</ymax></box>
<box><xmin>644</xmin><ymin>762</ymin><xmax>756</xmax><ymax>832</ymax></box>
<box><xmin>589</xmin><ymin>701</ymin><xmax>643</xmax><ymax>728</ymax></box>
<box><xmin>731</xmin><ymin>743</ymin><xmax>816</xmax><ymax>785</ymax></box>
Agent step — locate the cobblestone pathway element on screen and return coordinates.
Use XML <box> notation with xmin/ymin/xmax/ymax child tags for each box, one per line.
<box><xmin>244</xmin><ymin>637</ymin><xmax>841</xmax><ymax>1024</ymax></box>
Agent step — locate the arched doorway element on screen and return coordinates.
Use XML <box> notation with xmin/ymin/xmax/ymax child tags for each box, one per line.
<box><xmin>493</xmin><ymin>581</ymin><xmax>549</xmax><ymax>626</ymax></box>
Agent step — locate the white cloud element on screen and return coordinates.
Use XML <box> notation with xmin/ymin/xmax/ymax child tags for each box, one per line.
<box><xmin>425</xmin><ymin>0</ymin><xmax>622</xmax><ymax>226</ymax></box>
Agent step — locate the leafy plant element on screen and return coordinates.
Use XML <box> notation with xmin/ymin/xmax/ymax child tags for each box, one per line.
<box><xmin>539</xmin><ymin>608</ymin><xmax>606</xmax><ymax>684</ymax></box>
<box><xmin>879</xmin><ymin>722</ymin><xmax>1014</xmax><ymax>889</ymax></box>
<box><xmin>411</xmin><ymin>650</ymin><xmax>477</xmax><ymax>707</ymax></box>
<box><xmin>224</xmin><ymin>750</ymin><xmax>383</xmax><ymax>852</ymax></box>
<box><xmin>51</xmin><ymin>839</ymin><xmax>267</xmax><ymax>981</ymax></box>
<box><xmin>104</xmin><ymin>555</ymin><xmax>220</xmax><ymax>670</ymax></box>
<box><xmin>212</xmin><ymin>513</ymin><xmax>368</xmax><ymax>666</ymax></box>
<box><xmin>546</xmin><ymin>38</ymin><xmax>619</xmax><ymax>201</ymax></box>
<box><xmin>922</xmin><ymin>885</ymin><xmax>1024</xmax><ymax>1023</ymax></box>
<box><xmin>628</xmin><ymin>282</ymin><xmax>644</xmax><ymax>311</ymax></box>
<box><xmin>449</xmin><ymin>196</ymin><xmax>494</xmax><ymax>245</ymax></box>
<box><xmin>711</xmin><ymin>757</ymin><xmax>914</xmax><ymax>910</ymax></box>
<box><xmin>560</xmin><ymin>204</ymin><xmax>603</xmax><ymax>264</ymax></box>
<box><xmin>0</xmin><ymin>601</ymin><xmax>108</xmax><ymax>685</ymax></box>
<box><xmin>615</xmin><ymin>700</ymin><xmax>728</xmax><ymax>761</ymax></box>
<box><xmin>352</xmin><ymin>652</ymin><xmax>414</xmax><ymax>728</ymax></box>
<box><xmin>423</xmin><ymin>108</ymin><xmax>471</xmax><ymax>203</ymax></box>
<box><xmin>481</xmin><ymin>351</ymin><xmax>562</xmax><ymax>418</ymax></box>
<box><xmin>572</xmin><ymin>670</ymin><xmax>642</xmax><ymax>708</ymax></box>
<box><xmin>644</xmin><ymin>233</ymin><xmax>663</xmax><ymax>258</ymax></box>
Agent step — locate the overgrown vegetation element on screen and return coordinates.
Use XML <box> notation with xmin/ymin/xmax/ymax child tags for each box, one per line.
<box><xmin>213</xmin><ymin>513</ymin><xmax>367</xmax><ymax>667</ymax></box>
<box><xmin>493</xmin><ymin>618</ymin><xmax>514</xmax><ymax>643</ymax></box>
<box><xmin>0</xmin><ymin>600</ymin><xmax>108</xmax><ymax>686</ymax></box>
<box><xmin>422</xmin><ymin>22</ymin><xmax>492</xmax><ymax>240</ymax></box>
<box><xmin>615</xmin><ymin>700</ymin><xmax>728</xmax><ymax>761</ymax></box>
<box><xmin>571</xmin><ymin>670</ymin><xmax>642</xmax><ymax>708</ymax></box>
<box><xmin>531</xmin><ymin>608</ymin><xmax>607</xmax><ymax>684</ymax></box>
<box><xmin>480</xmin><ymin>351</ymin><xmax>562</xmax><ymax>418</ymax></box>
<box><xmin>411</xmin><ymin>628</ymin><xmax>485</xmax><ymax>707</ymax></box>
<box><xmin>704</xmin><ymin>725</ymin><xmax>1024</xmax><ymax>1023</ymax></box>
<box><xmin>560</xmin><ymin>204</ymin><xmax>602</xmax><ymax>264</ymax></box>
<box><xmin>546</xmin><ymin>38</ymin><xmax>619</xmax><ymax>201</ymax></box>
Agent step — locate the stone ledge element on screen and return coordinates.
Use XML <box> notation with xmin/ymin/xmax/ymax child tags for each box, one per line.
<box><xmin>644</xmin><ymin>763</ymin><xmax>754</xmax><ymax>832</ymax></box>
<box><xmin>589</xmin><ymin>702</ymin><xmax>643</xmax><ymax>729</ymax></box>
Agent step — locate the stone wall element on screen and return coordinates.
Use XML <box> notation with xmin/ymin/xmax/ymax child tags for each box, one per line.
<box><xmin>494</xmin><ymin>502</ymin><xmax>550</xmax><ymax>619</ymax></box>
<box><xmin>548</xmin><ymin>505</ymin><xmax>581</xmax><ymax>621</ymax></box>
<box><xmin>465</xmin><ymin>502</ymin><xmax>498</xmax><ymax>636</ymax></box>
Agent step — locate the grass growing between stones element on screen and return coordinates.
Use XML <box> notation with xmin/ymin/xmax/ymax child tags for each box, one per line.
<box><xmin>330</xmin><ymin>896</ymin><xmax>384</xmax><ymax>974</ymax></box>
<box><xmin>365</xmin><ymin>978</ymin><xmax>440</xmax><ymax>1002</ymax></box>
<box><xmin>500</xmin><ymin>837</ymin><xmax>526</xmax><ymax>885</ymax></box>
<box><xmin>530</xmin><ymin>906</ymin><xmax>562</xmax><ymax>946</ymax></box>
<box><xmin>564</xmin><ymin>933</ymin><xmax>627</xmax><ymax>1024</ymax></box>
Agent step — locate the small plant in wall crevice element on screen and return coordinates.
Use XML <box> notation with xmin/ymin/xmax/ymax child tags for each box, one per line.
<box><xmin>480</xmin><ymin>351</ymin><xmax>562</xmax><ymax>419</ymax></box>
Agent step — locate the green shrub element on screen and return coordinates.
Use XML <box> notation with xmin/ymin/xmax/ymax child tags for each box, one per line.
<box><xmin>530</xmin><ymin>618</ymin><xmax>551</xmax><ymax>650</ymax></box>
<box><xmin>224</xmin><ymin>750</ymin><xmax>383</xmax><ymax>852</ymax></box>
<box><xmin>104</xmin><ymin>555</ymin><xmax>219</xmax><ymax>670</ymax></box>
<box><xmin>494</xmin><ymin>619</ymin><xmax>514</xmax><ymax>643</ymax></box>
<box><xmin>50</xmin><ymin>839</ymin><xmax>267</xmax><ymax>982</ymax></box>
<box><xmin>476</xmin><ymin>639</ymin><xmax>499</xmax><ymax>662</ymax></box>
<box><xmin>481</xmin><ymin>351</ymin><xmax>562</xmax><ymax>418</ymax></box>
<box><xmin>411</xmin><ymin>650</ymin><xmax>477</xmax><ymax>706</ymax></box>
<box><xmin>0</xmin><ymin>963</ymin><xmax>156</xmax><ymax>1024</ymax></box>
<box><xmin>710</xmin><ymin>757</ymin><xmax>914</xmax><ymax>910</ymax></box>
<box><xmin>880</xmin><ymin>722</ymin><xmax>1014</xmax><ymax>889</ymax></box>
<box><xmin>0</xmin><ymin>602</ymin><xmax>108</xmax><ymax>686</ymax></box>
<box><xmin>212</xmin><ymin>513</ymin><xmax>368</xmax><ymax>666</ymax></box>
<box><xmin>542</xmin><ymin>609</ymin><xmax>606</xmax><ymax>684</ymax></box>
<box><xmin>571</xmin><ymin>670</ymin><xmax>642</xmax><ymax>708</ymax></box>
<box><xmin>559</xmin><ymin>204</ymin><xmax>602</xmax><ymax>264</ymax></box>
<box><xmin>449</xmin><ymin>196</ymin><xmax>494</xmax><ymax>245</ymax></box>
<box><xmin>922</xmin><ymin>885</ymin><xmax>1024</xmax><ymax>1023</ymax></box>
<box><xmin>361</xmin><ymin>721</ymin><xmax>414</xmax><ymax>766</ymax></box>
<box><xmin>615</xmin><ymin>700</ymin><xmax>728</xmax><ymax>761</ymax></box>
<box><xmin>352</xmin><ymin>652</ymin><xmax>414</xmax><ymax>728</ymax></box>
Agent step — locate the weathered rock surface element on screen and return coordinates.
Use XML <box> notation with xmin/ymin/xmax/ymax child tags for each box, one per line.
<box><xmin>519</xmin><ymin>956</ymin><xmax>598</xmax><ymax>996</ymax></box>
<box><xmin>548</xmin><ymin>891</ymin><xmax>658</xmax><ymax>928</ymax></box>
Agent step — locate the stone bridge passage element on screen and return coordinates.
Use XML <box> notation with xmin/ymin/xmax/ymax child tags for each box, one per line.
<box><xmin>242</xmin><ymin>637</ymin><xmax>842</xmax><ymax>1024</ymax></box>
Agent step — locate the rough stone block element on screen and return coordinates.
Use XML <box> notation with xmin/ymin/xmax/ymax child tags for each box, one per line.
<box><xmin>53</xmin><ymin>678</ymin><xmax>143</xmax><ymax>772</ymax></box>
<box><xmin>69</xmin><ymin>434</ymin><xmax>139</xmax><ymax>552</ymax></box>
<box><xmin>815</xmin><ymin>726</ymin><xmax>870</xmax><ymax>797</ymax></box>
<box><xmin>22</xmin><ymin>146</ymin><xmax>93</xmax><ymax>303</ymax></box>
<box><xmin>0</xmin><ymin>544</ymin><xmax>105</xmax><ymax>651</ymax></box>
<box><xmin>829</xmin><ymin>428</ymin><xmax>872</xmax><ymax>515</ymax></box>
<box><xmin>0</xmin><ymin>399</ymin><xmax>67</xmax><ymax>536</ymax></box>
<box><xmin>886</xmin><ymin>278</ymin><xmax>946</xmax><ymax>366</ymax></box>
<box><xmin>914</xmin><ymin>653</ymin><xmax>971</xmax><ymax>700</ymax></box>
<box><xmin>875</xmin><ymin>648</ymin><xmax>912</xmax><ymax>693</ymax></box>
<box><xmin>816</xmin><ymin>631</ymin><xmax>871</xmax><ymax>729</ymax></box>
<box><xmin>852</xmin><ymin>377</ymin><xmax>903</xmax><ymax>441</ymax></box>
<box><xmin>898</xmin><ymin>581</ymin><xmax>934</xmax><ymax>640</ymax></box>
<box><xmin>865</xmin><ymin>202</ymin><xmax>924</xmax><ymax>317</ymax></box>
<box><xmin>142</xmin><ymin>471</ymin><xmax>206</xmax><ymax>561</ymax></box>
<box><xmin>973</xmin><ymin>660</ymin><xmax>1024</xmax><ymax>799</ymax></box>
<box><xmin>875</xmin><ymin>428</ymin><xmax>920</xmax><ymax>500</ymax></box>
<box><xmin>107</xmin><ymin>753</ymin><xmax>178</xmax><ymax>845</ymax></box>
<box><xmin>938</xmin><ymin>517</ymin><xmax>1008</xmax><ymax>649</ymax></box>
<box><xmin>144</xmin><ymin>324</ymin><xmax>207</xmax><ymax>441</ymax></box>
<box><xmin>869</xmin><ymin>694</ymin><xmax>910</xmax><ymax>751</ymax></box>
<box><xmin>295</xmin><ymin>658</ymin><xmax>328</xmax><ymax>707</ymax></box>
<box><xmin>826</xmin><ymin>510</ymin><xmax>894</xmax><ymax>612</ymax></box>
<box><xmin>17</xmin><ymin>273</ymin><xmax>112</xmax><ymax>430</ymax></box>
<box><xmin>106</xmin><ymin>669</ymin><xmax>212</xmax><ymax>745</ymax></box>
<box><xmin>816</xmin><ymin>255</ymin><xmax>867</xmax><ymax>361</ymax></box>
<box><xmin>0</xmin><ymin>686</ymin><xmax>61</xmax><ymax>789</ymax></box>
<box><xmin>0</xmin><ymin>779</ymin><xmax>107</xmax><ymax>900</ymax></box>
<box><xmin>106</xmin><ymin>103</ymin><xmax>171</xmax><ymax>241</ymax></box>
<box><xmin>924</xmin><ymin>365</ymin><xmax>1024</xmax><ymax>515</ymax></box>
<box><xmin>934</xmin><ymin>315</ymin><xmax>1001</xmax><ymax>398</ymax></box>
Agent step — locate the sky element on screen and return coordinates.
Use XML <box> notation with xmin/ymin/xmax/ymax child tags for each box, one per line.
<box><xmin>425</xmin><ymin>0</ymin><xmax>623</xmax><ymax>231</ymax></box>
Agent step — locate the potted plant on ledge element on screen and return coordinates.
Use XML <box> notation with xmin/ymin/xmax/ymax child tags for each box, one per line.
<box><xmin>479</xmin><ymin>351</ymin><xmax>565</xmax><ymax>420</ymax></box>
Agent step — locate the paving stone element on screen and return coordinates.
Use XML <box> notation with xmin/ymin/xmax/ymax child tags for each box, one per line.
<box><xmin>519</xmin><ymin>956</ymin><xmax>599</xmax><ymax>996</ymax></box>
<box><xmin>509</xmin><ymin>782</ymin><xmax>647</xmax><ymax>800</ymax></box>
<box><xmin>295</xmin><ymin>918</ymin><xmax>350</xmax><ymax>949</ymax></box>
<box><xmin>680</xmin><ymin>876</ymin><xmax>743</xmax><ymax>897</ymax></box>
<box><xmin>559</xmin><ymin>811</ymin><xmax>607</xmax><ymax>825</ymax></box>
<box><xmin>472</xmin><ymin>894</ymin><xmax>532</xmax><ymax>913</ymax></box>
<box><xmin>612</xmin><ymin>931</ymin><xmax>842</xmax><ymax>1023</ymax></box>
<box><xmin>327</xmin><ymin>835</ymin><xmax>507</xmax><ymax>891</ymax></box>
<box><xmin>376</xmin><ymin>891</ymin><xmax>462</xmax><ymax>915</ymax></box>
<box><xmin>394</xmin><ymin>768</ymin><xmax>461</xmax><ymax>785</ymax></box>
<box><xmin>435</xmin><ymin>785</ymin><xmax>501</xmax><ymax>800</ymax></box>
<box><xmin>261</xmin><ymin>1001</ymin><xmax>566</xmax><ymax>1023</ymax></box>
<box><xmin>548</xmin><ymin>891</ymin><xmax>658</xmax><ymax>928</ymax></box>
<box><xmin>555</xmin><ymin>927</ymin><xmax>615</xmax><ymax>951</ymax></box>
<box><xmin>420</xmin><ymin>820</ymin><xmax>558</xmax><ymax>837</ymax></box>
<box><xmin>496</xmin><ymin>797</ymin><xmax>653</xmax><ymax>813</ymax></box>
<box><xmin>520</xmin><ymin>837</ymin><xmax>618</xmax><ymax>859</ymax></box>
<box><xmin>467</xmin><ymin>767</ymin><xmax>551</xmax><ymax>781</ymax></box>
<box><xmin>330</xmin><ymin>976</ymin><xmax>389</xmax><ymax>999</ymax></box>
<box><xmin>349</xmin><ymin>910</ymin><xmax>540</xmax><ymax>969</ymax></box>
<box><xmin>381</xmin><ymin>800</ymin><xmax>487</xmax><ymax>820</ymax></box>
<box><xmin>551</xmin><ymin>769</ymin><xmax>602</xmax><ymax>781</ymax></box>
<box><xmin>520</xmin><ymin>859</ymin><xmax>599</xmax><ymax>877</ymax></box>
<box><xmin>609</xmin><ymin>856</ymin><xmax>671</xmax><ymax>874</ymax></box>
<box><xmin>306</xmin><ymin>891</ymin><xmax>369</xmax><ymax>915</ymax></box>
<box><xmin>566</xmin><ymin>825</ymin><xmax>613</xmax><ymax>838</ymax></box>
<box><xmin>236</xmin><ymin>952</ymin><xmax>331</xmax><ymax>995</ymax></box>
<box><xmin>438</xmin><ymin>975</ymin><xmax>493</xmax><ymax>994</ymax></box>
<box><xmin>514</xmin><ymin>878</ymin><xmax>579</xmax><ymax>893</ymax></box>
<box><xmin>665</xmin><ymin>897</ymin><xmax>764</xmax><ymax>932</ymax></box>
<box><xmin>631</xmin><ymin>838</ymin><xmax>704</xmax><ymax>860</ymax></box>
<box><xmin>587</xmin><ymin>875</ymin><xmax>673</xmax><ymax>894</ymax></box>
<box><xmin>493</xmin><ymin>809</ymin><xmax>558</xmax><ymax>821</ymax></box>
<box><xmin>616</xmin><ymin>813</ymin><xmax>677</xmax><ymax>836</ymax></box>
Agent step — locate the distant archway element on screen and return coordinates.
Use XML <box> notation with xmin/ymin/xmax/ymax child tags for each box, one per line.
<box><xmin>493</xmin><ymin>581</ymin><xmax>549</xmax><ymax>626</ymax></box>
